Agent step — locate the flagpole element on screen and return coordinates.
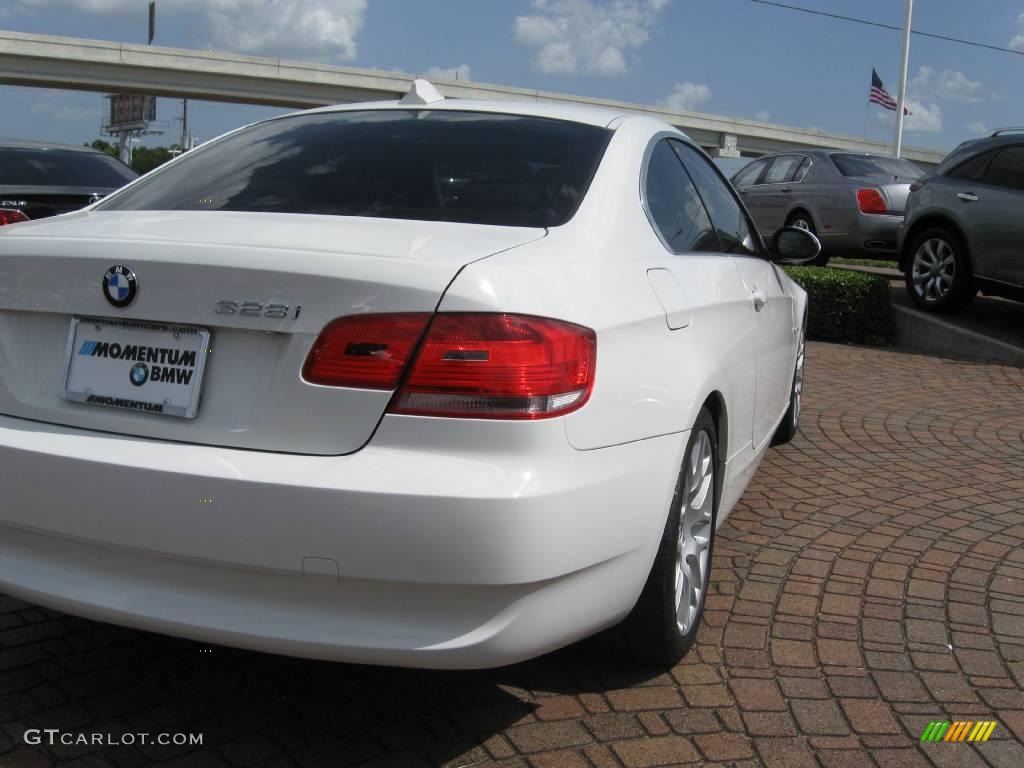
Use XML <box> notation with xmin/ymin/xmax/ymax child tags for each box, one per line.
<box><xmin>893</xmin><ymin>0</ymin><xmax>913</xmax><ymax>158</ymax></box>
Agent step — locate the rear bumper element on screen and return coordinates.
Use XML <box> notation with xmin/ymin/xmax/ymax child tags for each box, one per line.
<box><xmin>820</xmin><ymin>213</ymin><xmax>903</xmax><ymax>256</ymax></box>
<box><xmin>0</xmin><ymin>414</ymin><xmax>684</xmax><ymax>668</ymax></box>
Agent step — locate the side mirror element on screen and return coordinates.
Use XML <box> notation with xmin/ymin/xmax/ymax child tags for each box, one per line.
<box><xmin>770</xmin><ymin>226</ymin><xmax>821</xmax><ymax>264</ymax></box>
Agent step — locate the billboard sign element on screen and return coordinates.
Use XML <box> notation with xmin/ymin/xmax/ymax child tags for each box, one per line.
<box><xmin>108</xmin><ymin>95</ymin><xmax>156</xmax><ymax>131</ymax></box>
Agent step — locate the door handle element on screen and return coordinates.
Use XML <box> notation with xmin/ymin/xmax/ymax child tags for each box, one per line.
<box><xmin>958</xmin><ymin>192</ymin><xmax>979</xmax><ymax>202</ymax></box>
<box><xmin>752</xmin><ymin>288</ymin><xmax>767</xmax><ymax>311</ymax></box>
<box><xmin>780</xmin><ymin>187</ymin><xmax>792</xmax><ymax>193</ymax></box>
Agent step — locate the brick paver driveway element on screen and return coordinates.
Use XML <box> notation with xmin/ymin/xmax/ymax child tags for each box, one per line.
<box><xmin>2</xmin><ymin>342</ymin><xmax>1023</xmax><ymax>768</ymax></box>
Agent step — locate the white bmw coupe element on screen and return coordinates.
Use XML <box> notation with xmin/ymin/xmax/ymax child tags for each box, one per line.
<box><xmin>0</xmin><ymin>81</ymin><xmax>816</xmax><ymax>669</ymax></box>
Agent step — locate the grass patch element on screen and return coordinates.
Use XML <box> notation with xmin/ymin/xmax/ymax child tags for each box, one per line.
<box><xmin>785</xmin><ymin>266</ymin><xmax>897</xmax><ymax>346</ymax></box>
<box><xmin>830</xmin><ymin>256</ymin><xmax>901</xmax><ymax>270</ymax></box>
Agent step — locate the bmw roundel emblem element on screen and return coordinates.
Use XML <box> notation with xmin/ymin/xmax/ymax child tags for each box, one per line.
<box><xmin>129</xmin><ymin>362</ymin><xmax>149</xmax><ymax>387</ymax></box>
<box><xmin>103</xmin><ymin>265</ymin><xmax>137</xmax><ymax>308</ymax></box>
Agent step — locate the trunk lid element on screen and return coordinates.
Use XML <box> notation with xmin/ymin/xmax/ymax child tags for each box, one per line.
<box><xmin>0</xmin><ymin>210</ymin><xmax>544</xmax><ymax>454</ymax></box>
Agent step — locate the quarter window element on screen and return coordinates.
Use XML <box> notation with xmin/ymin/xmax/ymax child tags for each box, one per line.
<box><xmin>671</xmin><ymin>141</ymin><xmax>761</xmax><ymax>257</ymax></box>
<box><xmin>979</xmin><ymin>146</ymin><xmax>1024</xmax><ymax>192</ymax></box>
<box><xmin>793</xmin><ymin>156</ymin><xmax>811</xmax><ymax>182</ymax></box>
<box><xmin>643</xmin><ymin>140</ymin><xmax>719</xmax><ymax>253</ymax></box>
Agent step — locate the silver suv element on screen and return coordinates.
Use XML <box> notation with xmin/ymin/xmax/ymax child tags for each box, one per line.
<box><xmin>900</xmin><ymin>129</ymin><xmax>1024</xmax><ymax>313</ymax></box>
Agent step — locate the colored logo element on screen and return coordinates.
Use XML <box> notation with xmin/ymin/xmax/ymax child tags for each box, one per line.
<box><xmin>103</xmin><ymin>265</ymin><xmax>137</xmax><ymax>308</ymax></box>
<box><xmin>129</xmin><ymin>362</ymin><xmax>149</xmax><ymax>387</ymax></box>
<box><xmin>920</xmin><ymin>721</ymin><xmax>997</xmax><ymax>743</ymax></box>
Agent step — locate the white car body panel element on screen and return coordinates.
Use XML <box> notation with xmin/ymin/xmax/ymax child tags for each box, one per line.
<box><xmin>0</xmin><ymin>97</ymin><xmax>806</xmax><ymax>668</ymax></box>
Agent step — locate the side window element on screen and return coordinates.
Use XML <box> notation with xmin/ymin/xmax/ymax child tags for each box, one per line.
<box><xmin>671</xmin><ymin>141</ymin><xmax>761</xmax><ymax>257</ymax></box>
<box><xmin>733</xmin><ymin>159</ymin><xmax>767</xmax><ymax>187</ymax></box>
<box><xmin>793</xmin><ymin>156</ymin><xmax>811</xmax><ymax>182</ymax></box>
<box><xmin>947</xmin><ymin>151</ymin><xmax>992</xmax><ymax>181</ymax></box>
<box><xmin>643</xmin><ymin>140</ymin><xmax>719</xmax><ymax>253</ymax></box>
<box><xmin>763</xmin><ymin>155</ymin><xmax>801</xmax><ymax>184</ymax></box>
<box><xmin>979</xmin><ymin>147</ymin><xmax>1024</xmax><ymax>192</ymax></box>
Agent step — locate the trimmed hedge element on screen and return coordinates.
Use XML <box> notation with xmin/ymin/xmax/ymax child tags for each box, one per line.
<box><xmin>784</xmin><ymin>266</ymin><xmax>897</xmax><ymax>346</ymax></box>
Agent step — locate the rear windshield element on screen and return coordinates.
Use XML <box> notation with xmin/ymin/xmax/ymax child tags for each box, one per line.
<box><xmin>100</xmin><ymin>110</ymin><xmax>612</xmax><ymax>227</ymax></box>
<box><xmin>830</xmin><ymin>154</ymin><xmax>922</xmax><ymax>180</ymax></box>
<box><xmin>0</xmin><ymin>148</ymin><xmax>137</xmax><ymax>188</ymax></box>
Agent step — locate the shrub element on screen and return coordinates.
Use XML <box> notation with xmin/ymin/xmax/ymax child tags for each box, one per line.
<box><xmin>784</xmin><ymin>266</ymin><xmax>897</xmax><ymax>346</ymax></box>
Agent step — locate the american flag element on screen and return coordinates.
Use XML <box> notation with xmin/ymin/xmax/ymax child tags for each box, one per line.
<box><xmin>870</xmin><ymin>69</ymin><xmax>910</xmax><ymax>115</ymax></box>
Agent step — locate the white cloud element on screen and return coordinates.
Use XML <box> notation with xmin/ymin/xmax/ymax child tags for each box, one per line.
<box><xmin>967</xmin><ymin>121</ymin><xmax>988</xmax><ymax>135</ymax></box>
<box><xmin>422</xmin><ymin>64</ymin><xmax>471</xmax><ymax>82</ymax></box>
<box><xmin>754</xmin><ymin>110</ymin><xmax>771</xmax><ymax>122</ymax></box>
<box><xmin>514</xmin><ymin>0</ymin><xmax>671</xmax><ymax>76</ymax></box>
<box><xmin>876</xmin><ymin>100</ymin><xmax>942</xmax><ymax>132</ymax></box>
<box><xmin>1010</xmin><ymin>11</ymin><xmax>1024</xmax><ymax>51</ymax></box>
<box><xmin>12</xmin><ymin>1</ymin><xmax>367</xmax><ymax>61</ymax></box>
<box><xmin>660</xmin><ymin>82</ymin><xmax>711</xmax><ymax>112</ymax></box>
<box><xmin>909</xmin><ymin>66</ymin><xmax>999</xmax><ymax>103</ymax></box>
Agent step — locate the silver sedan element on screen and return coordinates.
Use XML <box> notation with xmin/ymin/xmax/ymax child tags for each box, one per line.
<box><xmin>732</xmin><ymin>150</ymin><xmax>922</xmax><ymax>265</ymax></box>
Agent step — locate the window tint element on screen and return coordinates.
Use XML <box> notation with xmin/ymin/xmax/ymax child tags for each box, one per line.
<box><xmin>671</xmin><ymin>141</ymin><xmax>760</xmax><ymax>256</ymax></box>
<box><xmin>100</xmin><ymin>110</ymin><xmax>611</xmax><ymax>227</ymax></box>
<box><xmin>732</xmin><ymin>159</ymin><xmax>767</xmax><ymax>187</ymax></box>
<box><xmin>980</xmin><ymin>147</ymin><xmax>1024</xmax><ymax>191</ymax></box>
<box><xmin>946</xmin><ymin>151</ymin><xmax>991</xmax><ymax>180</ymax></box>
<box><xmin>764</xmin><ymin>155</ymin><xmax>800</xmax><ymax>184</ymax></box>
<box><xmin>643</xmin><ymin>140</ymin><xmax>718</xmax><ymax>253</ymax></box>
<box><xmin>830</xmin><ymin>154</ymin><xmax>922</xmax><ymax>180</ymax></box>
<box><xmin>0</xmin><ymin>148</ymin><xmax>136</xmax><ymax>188</ymax></box>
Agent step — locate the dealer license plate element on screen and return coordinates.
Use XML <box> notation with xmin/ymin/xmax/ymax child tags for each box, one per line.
<box><xmin>60</xmin><ymin>317</ymin><xmax>210</xmax><ymax>419</ymax></box>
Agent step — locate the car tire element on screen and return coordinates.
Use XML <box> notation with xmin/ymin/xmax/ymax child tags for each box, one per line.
<box><xmin>786</xmin><ymin>212</ymin><xmax>828</xmax><ymax>266</ymax></box>
<box><xmin>608</xmin><ymin>408</ymin><xmax>718</xmax><ymax>666</ymax></box>
<box><xmin>905</xmin><ymin>227</ymin><xmax>976</xmax><ymax>313</ymax></box>
<box><xmin>771</xmin><ymin>309</ymin><xmax>807</xmax><ymax>446</ymax></box>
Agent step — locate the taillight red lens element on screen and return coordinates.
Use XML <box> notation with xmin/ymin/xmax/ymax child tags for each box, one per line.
<box><xmin>302</xmin><ymin>313</ymin><xmax>431</xmax><ymax>389</ymax></box>
<box><xmin>0</xmin><ymin>209</ymin><xmax>29</xmax><ymax>226</ymax></box>
<box><xmin>392</xmin><ymin>313</ymin><xmax>596</xmax><ymax>420</ymax></box>
<box><xmin>856</xmin><ymin>188</ymin><xmax>887</xmax><ymax>214</ymax></box>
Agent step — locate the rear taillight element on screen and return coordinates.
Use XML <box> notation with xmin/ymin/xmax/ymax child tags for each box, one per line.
<box><xmin>392</xmin><ymin>313</ymin><xmax>596</xmax><ymax>420</ymax></box>
<box><xmin>302</xmin><ymin>313</ymin><xmax>431</xmax><ymax>389</ymax></box>
<box><xmin>0</xmin><ymin>209</ymin><xmax>29</xmax><ymax>226</ymax></box>
<box><xmin>856</xmin><ymin>188</ymin><xmax>888</xmax><ymax>214</ymax></box>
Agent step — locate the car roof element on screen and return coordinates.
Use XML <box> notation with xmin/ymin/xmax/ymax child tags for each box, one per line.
<box><xmin>0</xmin><ymin>138</ymin><xmax>110</xmax><ymax>154</ymax></box>
<box><xmin>936</xmin><ymin>132</ymin><xmax>1024</xmax><ymax>174</ymax></box>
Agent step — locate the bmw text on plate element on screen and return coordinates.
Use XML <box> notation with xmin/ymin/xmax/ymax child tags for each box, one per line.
<box><xmin>0</xmin><ymin>79</ymin><xmax>817</xmax><ymax>669</ymax></box>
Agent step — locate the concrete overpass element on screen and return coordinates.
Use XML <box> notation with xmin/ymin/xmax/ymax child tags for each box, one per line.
<box><xmin>0</xmin><ymin>29</ymin><xmax>947</xmax><ymax>167</ymax></box>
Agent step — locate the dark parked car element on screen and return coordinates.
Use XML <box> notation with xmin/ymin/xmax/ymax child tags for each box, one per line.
<box><xmin>0</xmin><ymin>140</ymin><xmax>137</xmax><ymax>222</ymax></box>
<box><xmin>899</xmin><ymin>129</ymin><xmax>1024</xmax><ymax>312</ymax></box>
<box><xmin>732</xmin><ymin>150</ymin><xmax>923</xmax><ymax>265</ymax></box>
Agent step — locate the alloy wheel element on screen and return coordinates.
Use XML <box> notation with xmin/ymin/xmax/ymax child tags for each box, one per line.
<box><xmin>792</xmin><ymin>218</ymin><xmax>812</xmax><ymax>232</ymax></box>
<box><xmin>675</xmin><ymin>430</ymin><xmax>714</xmax><ymax>635</ymax></box>
<box><xmin>911</xmin><ymin>238</ymin><xmax>956</xmax><ymax>303</ymax></box>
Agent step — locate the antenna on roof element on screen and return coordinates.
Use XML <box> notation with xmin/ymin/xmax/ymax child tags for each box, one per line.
<box><xmin>400</xmin><ymin>79</ymin><xmax>445</xmax><ymax>106</ymax></box>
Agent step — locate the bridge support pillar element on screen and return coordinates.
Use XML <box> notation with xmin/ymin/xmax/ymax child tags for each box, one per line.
<box><xmin>713</xmin><ymin>133</ymin><xmax>741</xmax><ymax>158</ymax></box>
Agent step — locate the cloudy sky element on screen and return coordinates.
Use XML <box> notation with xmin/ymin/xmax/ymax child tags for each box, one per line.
<box><xmin>1</xmin><ymin>0</ymin><xmax>1021</xmax><ymax>152</ymax></box>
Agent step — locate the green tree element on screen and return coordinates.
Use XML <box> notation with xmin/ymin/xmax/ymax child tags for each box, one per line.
<box><xmin>129</xmin><ymin>145</ymin><xmax>177</xmax><ymax>174</ymax></box>
<box><xmin>85</xmin><ymin>140</ymin><xmax>183</xmax><ymax>174</ymax></box>
<box><xmin>86</xmin><ymin>139</ymin><xmax>118</xmax><ymax>158</ymax></box>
